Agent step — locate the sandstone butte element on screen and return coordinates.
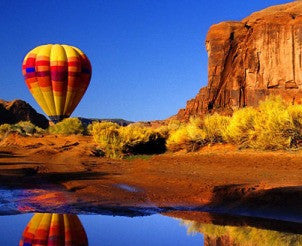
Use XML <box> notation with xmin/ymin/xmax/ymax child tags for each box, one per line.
<box><xmin>175</xmin><ymin>1</ymin><xmax>302</xmax><ymax>120</ymax></box>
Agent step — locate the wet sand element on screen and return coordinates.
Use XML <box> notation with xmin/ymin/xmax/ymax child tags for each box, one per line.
<box><xmin>0</xmin><ymin>134</ymin><xmax>301</xmax><ymax>221</ymax></box>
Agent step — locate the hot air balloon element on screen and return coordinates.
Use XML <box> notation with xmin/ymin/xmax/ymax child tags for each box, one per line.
<box><xmin>19</xmin><ymin>213</ymin><xmax>88</xmax><ymax>246</ymax></box>
<box><xmin>22</xmin><ymin>44</ymin><xmax>92</xmax><ymax>123</ymax></box>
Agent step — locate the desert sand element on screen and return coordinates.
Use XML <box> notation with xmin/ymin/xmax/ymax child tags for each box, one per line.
<box><xmin>0</xmin><ymin>134</ymin><xmax>301</xmax><ymax>221</ymax></box>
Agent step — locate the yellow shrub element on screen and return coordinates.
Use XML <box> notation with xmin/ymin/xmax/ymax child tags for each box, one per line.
<box><xmin>167</xmin><ymin>96</ymin><xmax>302</xmax><ymax>151</ymax></box>
<box><xmin>203</xmin><ymin>113</ymin><xmax>230</xmax><ymax>143</ymax></box>
<box><xmin>91</xmin><ymin>122</ymin><xmax>122</xmax><ymax>158</ymax></box>
<box><xmin>156</xmin><ymin>125</ymin><xmax>170</xmax><ymax>138</ymax></box>
<box><xmin>182</xmin><ymin>220</ymin><xmax>302</xmax><ymax>246</ymax></box>
<box><xmin>86</xmin><ymin>123</ymin><xmax>93</xmax><ymax>135</ymax></box>
<box><xmin>48</xmin><ymin>118</ymin><xmax>84</xmax><ymax>135</ymax></box>
<box><xmin>287</xmin><ymin>104</ymin><xmax>302</xmax><ymax>134</ymax></box>
<box><xmin>120</xmin><ymin>124</ymin><xmax>165</xmax><ymax>155</ymax></box>
<box><xmin>92</xmin><ymin>122</ymin><xmax>166</xmax><ymax>158</ymax></box>
<box><xmin>248</xmin><ymin>96</ymin><xmax>295</xmax><ymax>150</ymax></box>
<box><xmin>0</xmin><ymin>124</ymin><xmax>13</xmax><ymax>136</ymax></box>
<box><xmin>224</xmin><ymin>107</ymin><xmax>258</xmax><ymax>144</ymax></box>
<box><xmin>166</xmin><ymin>125</ymin><xmax>188</xmax><ymax>152</ymax></box>
<box><xmin>167</xmin><ymin>119</ymin><xmax>182</xmax><ymax>131</ymax></box>
<box><xmin>15</xmin><ymin>121</ymin><xmax>36</xmax><ymax>135</ymax></box>
<box><xmin>166</xmin><ymin>118</ymin><xmax>206</xmax><ymax>152</ymax></box>
<box><xmin>156</xmin><ymin>119</ymin><xmax>183</xmax><ymax>139</ymax></box>
<box><xmin>0</xmin><ymin>122</ymin><xmax>45</xmax><ymax>136</ymax></box>
<box><xmin>119</xmin><ymin>124</ymin><xmax>152</xmax><ymax>146</ymax></box>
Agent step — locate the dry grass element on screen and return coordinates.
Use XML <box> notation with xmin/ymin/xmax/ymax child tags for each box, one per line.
<box><xmin>48</xmin><ymin>118</ymin><xmax>85</xmax><ymax>135</ymax></box>
<box><xmin>0</xmin><ymin>121</ymin><xmax>45</xmax><ymax>136</ymax></box>
<box><xmin>166</xmin><ymin>118</ymin><xmax>207</xmax><ymax>152</ymax></box>
<box><xmin>223</xmin><ymin>107</ymin><xmax>258</xmax><ymax>145</ymax></box>
<box><xmin>167</xmin><ymin>96</ymin><xmax>302</xmax><ymax>152</ymax></box>
<box><xmin>247</xmin><ymin>96</ymin><xmax>295</xmax><ymax>150</ymax></box>
<box><xmin>182</xmin><ymin>220</ymin><xmax>302</xmax><ymax>246</ymax></box>
<box><xmin>203</xmin><ymin>113</ymin><xmax>230</xmax><ymax>143</ymax></box>
<box><xmin>91</xmin><ymin>122</ymin><xmax>166</xmax><ymax>158</ymax></box>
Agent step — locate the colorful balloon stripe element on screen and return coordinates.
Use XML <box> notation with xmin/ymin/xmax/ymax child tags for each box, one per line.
<box><xmin>22</xmin><ymin>44</ymin><xmax>92</xmax><ymax>122</ymax></box>
<box><xmin>19</xmin><ymin>213</ymin><xmax>88</xmax><ymax>246</ymax></box>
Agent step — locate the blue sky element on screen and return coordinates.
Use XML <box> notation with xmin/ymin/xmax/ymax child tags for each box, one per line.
<box><xmin>0</xmin><ymin>0</ymin><xmax>293</xmax><ymax>121</ymax></box>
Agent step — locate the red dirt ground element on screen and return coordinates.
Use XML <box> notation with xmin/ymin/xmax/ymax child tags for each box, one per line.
<box><xmin>0</xmin><ymin>134</ymin><xmax>301</xmax><ymax>219</ymax></box>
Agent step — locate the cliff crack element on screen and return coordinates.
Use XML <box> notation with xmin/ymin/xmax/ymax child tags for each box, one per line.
<box><xmin>292</xmin><ymin>25</ymin><xmax>296</xmax><ymax>83</ymax></box>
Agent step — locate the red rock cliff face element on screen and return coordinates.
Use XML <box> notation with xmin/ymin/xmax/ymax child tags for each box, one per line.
<box><xmin>176</xmin><ymin>2</ymin><xmax>302</xmax><ymax>120</ymax></box>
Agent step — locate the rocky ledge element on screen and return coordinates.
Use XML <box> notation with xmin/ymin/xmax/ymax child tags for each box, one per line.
<box><xmin>176</xmin><ymin>1</ymin><xmax>302</xmax><ymax>120</ymax></box>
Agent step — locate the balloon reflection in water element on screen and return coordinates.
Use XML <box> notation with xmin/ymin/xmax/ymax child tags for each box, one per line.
<box><xmin>19</xmin><ymin>213</ymin><xmax>88</xmax><ymax>246</ymax></box>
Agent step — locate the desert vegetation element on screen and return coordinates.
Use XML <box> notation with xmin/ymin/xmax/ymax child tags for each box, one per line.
<box><xmin>91</xmin><ymin>122</ymin><xmax>166</xmax><ymax>158</ymax></box>
<box><xmin>48</xmin><ymin>118</ymin><xmax>85</xmax><ymax>135</ymax></box>
<box><xmin>167</xmin><ymin>96</ymin><xmax>302</xmax><ymax>151</ymax></box>
<box><xmin>0</xmin><ymin>121</ymin><xmax>44</xmax><ymax>137</ymax></box>
<box><xmin>1</xmin><ymin>96</ymin><xmax>302</xmax><ymax>158</ymax></box>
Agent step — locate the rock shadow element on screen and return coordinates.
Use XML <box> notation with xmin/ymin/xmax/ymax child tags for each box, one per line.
<box><xmin>0</xmin><ymin>170</ymin><xmax>119</xmax><ymax>189</ymax></box>
<box><xmin>0</xmin><ymin>151</ymin><xmax>24</xmax><ymax>158</ymax></box>
<box><xmin>206</xmin><ymin>184</ymin><xmax>302</xmax><ymax>223</ymax></box>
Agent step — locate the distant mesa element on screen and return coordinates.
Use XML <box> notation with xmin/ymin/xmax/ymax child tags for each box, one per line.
<box><xmin>78</xmin><ymin>117</ymin><xmax>133</xmax><ymax>126</ymax></box>
<box><xmin>0</xmin><ymin>99</ymin><xmax>49</xmax><ymax>129</ymax></box>
<box><xmin>175</xmin><ymin>1</ymin><xmax>302</xmax><ymax>120</ymax></box>
<box><xmin>0</xmin><ymin>99</ymin><xmax>133</xmax><ymax>128</ymax></box>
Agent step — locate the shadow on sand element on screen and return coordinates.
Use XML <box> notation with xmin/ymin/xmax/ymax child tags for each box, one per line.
<box><xmin>0</xmin><ymin>151</ymin><xmax>24</xmax><ymax>159</ymax></box>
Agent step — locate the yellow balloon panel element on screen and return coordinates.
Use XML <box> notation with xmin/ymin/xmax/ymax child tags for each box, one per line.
<box><xmin>19</xmin><ymin>213</ymin><xmax>88</xmax><ymax>246</ymax></box>
<box><xmin>22</xmin><ymin>44</ymin><xmax>92</xmax><ymax>122</ymax></box>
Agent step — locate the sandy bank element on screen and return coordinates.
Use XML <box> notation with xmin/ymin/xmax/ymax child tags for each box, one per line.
<box><xmin>0</xmin><ymin>134</ymin><xmax>301</xmax><ymax>221</ymax></box>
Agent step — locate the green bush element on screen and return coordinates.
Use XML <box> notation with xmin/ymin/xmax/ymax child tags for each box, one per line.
<box><xmin>0</xmin><ymin>121</ymin><xmax>45</xmax><ymax>137</ymax></box>
<box><xmin>15</xmin><ymin>121</ymin><xmax>36</xmax><ymax>135</ymax></box>
<box><xmin>48</xmin><ymin>118</ymin><xmax>85</xmax><ymax>135</ymax></box>
<box><xmin>0</xmin><ymin>124</ymin><xmax>13</xmax><ymax>136</ymax></box>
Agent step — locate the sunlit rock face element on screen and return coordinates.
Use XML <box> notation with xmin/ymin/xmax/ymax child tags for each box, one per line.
<box><xmin>176</xmin><ymin>1</ymin><xmax>302</xmax><ymax>120</ymax></box>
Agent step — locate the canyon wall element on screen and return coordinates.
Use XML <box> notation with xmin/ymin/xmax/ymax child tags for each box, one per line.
<box><xmin>176</xmin><ymin>1</ymin><xmax>302</xmax><ymax>120</ymax></box>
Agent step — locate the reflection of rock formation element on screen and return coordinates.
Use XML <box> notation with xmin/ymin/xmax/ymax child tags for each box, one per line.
<box><xmin>19</xmin><ymin>213</ymin><xmax>88</xmax><ymax>246</ymax></box>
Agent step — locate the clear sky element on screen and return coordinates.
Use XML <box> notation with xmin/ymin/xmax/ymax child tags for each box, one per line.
<box><xmin>0</xmin><ymin>0</ymin><xmax>293</xmax><ymax>121</ymax></box>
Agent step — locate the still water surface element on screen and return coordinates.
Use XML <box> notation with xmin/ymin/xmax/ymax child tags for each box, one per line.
<box><xmin>1</xmin><ymin>211</ymin><xmax>302</xmax><ymax>245</ymax></box>
<box><xmin>0</xmin><ymin>186</ymin><xmax>301</xmax><ymax>245</ymax></box>
<box><xmin>0</xmin><ymin>213</ymin><xmax>202</xmax><ymax>245</ymax></box>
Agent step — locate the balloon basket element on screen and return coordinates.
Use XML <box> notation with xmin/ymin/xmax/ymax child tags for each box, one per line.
<box><xmin>49</xmin><ymin>115</ymin><xmax>68</xmax><ymax>124</ymax></box>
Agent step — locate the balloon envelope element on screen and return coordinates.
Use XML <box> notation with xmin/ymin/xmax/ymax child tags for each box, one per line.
<box><xmin>22</xmin><ymin>44</ymin><xmax>92</xmax><ymax>122</ymax></box>
<box><xmin>19</xmin><ymin>213</ymin><xmax>88</xmax><ymax>246</ymax></box>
